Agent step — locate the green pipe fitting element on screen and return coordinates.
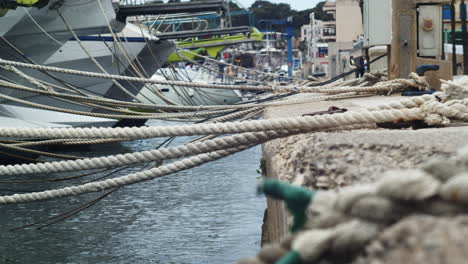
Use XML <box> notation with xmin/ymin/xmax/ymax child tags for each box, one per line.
<box><xmin>258</xmin><ymin>179</ymin><xmax>314</xmax><ymax>232</ymax></box>
<box><xmin>276</xmin><ymin>250</ymin><xmax>302</xmax><ymax>264</ymax></box>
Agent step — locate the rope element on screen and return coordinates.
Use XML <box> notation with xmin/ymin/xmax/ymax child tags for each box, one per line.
<box><xmin>238</xmin><ymin>78</ymin><xmax>468</xmax><ymax>264</ymax></box>
<box><xmin>0</xmin><ymin>89</ymin><xmax>233</xmax><ymax>120</ymax></box>
<box><xmin>0</xmin><ymin>142</ymin><xmax>82</xmax><ymax>160</ymax></box>
<box><xmin>0</xmin><ymin>57</ymin><xmax>281</xmax><ymax>92</ymax></box>
<box><xmin>95</xmin><ymin>0</ymin><xmax>181</xmax><ymax>106</ymax></box>
<box><xmin>2</xmin><ymin>65</ymin><xmax>53</xmax><ymax>92</ymax></box>
<box><xmin>0</xmin><ymin>56</ymin><xmax>423</xmax><ymax>94</ymax></box>
<box><xmin>0</xmin><ymin>146</ymin><xmax>248</xmax><ymax>204</ymax></box>
<box><xmin>240</xmin><ymin>151</ymin><xmax>468</xmax><ymax>264</ymax></box>
<box><xmin>56</xmin><ymin>10</ymin><xmax>144</xmax><ymax>103</ymax></box>
<box><xmin>307</xmin><ymin>53</ymin><xmax>388</xmax><ymax>87</ymax></box>
<box><xmin>0</xmin><ymin>108</ymin><xmax>430</xmax><ymax>139</ymax></box>
<box><xmin>0</xmin><ymin>67</ymin><xmax>391</xmax><ymax>112</ymax></box>
<box><xmin>0</xmin><ymin>130</ymin><xmax>297</xmax><ymax>176</ymax></box>
<box><xmin>10</xmin><ymin>138</ymin><xmax>132</xmax><ymax>147</ymax></box>
<box><xmin>177</xmin><ymin>48</ymin><xmax>302</xmax><ymax>80</ymax></box>
<box><xmin>308</xmin><ymin>74</ymin><xmax>428</xmax><ymax>95</ymax></box>
<box><xmin>242</xmin><ymin>145</ymin><xmax>468</xmax><ymax>264</ymax></box>
<box><xmin>366</xmin><ymin>94</ymin><xmax>437</xmax><ymax>111</ymax></box>
<box><xmin>174</xmin><ymin>50</ymin><xmax>268</xmax><ymax>85</ymax></box>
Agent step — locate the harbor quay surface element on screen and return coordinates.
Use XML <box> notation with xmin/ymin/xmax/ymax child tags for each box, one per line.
<box><xmin>260</xmin><ymin>96</ymin><xmax>468</xmax><ymax>262</ymax></box>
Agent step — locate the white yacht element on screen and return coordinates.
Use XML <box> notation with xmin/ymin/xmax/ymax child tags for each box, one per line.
<box><xmin>137</xmin><ymin>67</ymin><xmax>243</xmax><ymax>106</ymax></box>
<box><xmin>0</xmin><ymin>0</ymin><xmax>174</xmax><ymax>127</ymax></box>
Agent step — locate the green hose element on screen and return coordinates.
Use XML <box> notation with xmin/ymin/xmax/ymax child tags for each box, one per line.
<box><xmin>276</xmin><ymin>250</ymin><xmax>302</xmax><ymax>264</ymax></box>
<box><xmin>258</xmin><ymin>179</ymin><xmax>314</xmax><ymax>232</ymax></box>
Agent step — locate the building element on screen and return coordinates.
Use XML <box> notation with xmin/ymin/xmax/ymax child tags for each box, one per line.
<box><xmin>300</xmin><ymin>15</ymin><xmax>330</xmax><ymax>76</ymax></box>
<box><xmin>300</xmin><ymin>0</ymin><xmax>363</xmax><ymax>77</ymax></box>
<box><xmin>327</xmin><ymin>0</ymin><xmax>363</xmax><ymax>77</ymax></box>
<box><xmin>322</xmin><ymin>1</ymin><xmax>337</xmax><ymax>42</ymax></box>
<box><xmin>301</xmin><ymin>2</ymin><xmax>337</xmax><ymax>43</ymax></box>
<box><xmin>335</xmin><ymin>0</ymin><xmax>363</xmax><ymax>43</ymax></box>
<box><xmin>301</xmin><ymin>19</ymin><xmax>332</xmax><ymax>43</ymax></box>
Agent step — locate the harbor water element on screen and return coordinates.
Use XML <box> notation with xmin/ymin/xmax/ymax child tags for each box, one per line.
<box><xmin>0</xmin><ymin>121</ymin><xmax>266</xmax><ymax>263</ymax></box>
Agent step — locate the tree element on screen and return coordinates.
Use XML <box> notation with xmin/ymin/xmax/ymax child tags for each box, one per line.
<box><xmin>249</xmin><ymin>1</ymin><xmax>333</xmax><ymax>36</ymax></box>
<box><xmin>250</xmin><ymin>1</ymin><xmax>294</xmax><ymax>22</ymax></box>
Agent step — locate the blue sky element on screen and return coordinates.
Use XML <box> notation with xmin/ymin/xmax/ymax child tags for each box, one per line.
<box><xmin>236</xmin><ymin>0</ymin><xmax>321</xmax><ymax>10</ymax></box>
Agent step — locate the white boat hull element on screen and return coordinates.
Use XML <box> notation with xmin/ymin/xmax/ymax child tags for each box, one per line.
<box><xmin>137</xmin><ymin>68</ymin><xmax>242</xmax><ymax>106</ymax></box>
<box><xmin>0</xmin><ymin>6</ymin><xmax>175</xmax><ymax>127</ymax></box>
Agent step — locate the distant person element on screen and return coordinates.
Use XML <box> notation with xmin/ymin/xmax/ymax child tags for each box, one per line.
<box><xmin>354</xmin><ymin>56</ymin><xmax>365</xmax><ymax>78</ymax></box>
<box><xmin>341</xmin><ymin>56</ymin><xmax>347</xmax><ymax>72</ymax></box>
<box><xmin>350</xmin><ymin>56</ymin><xmax>357</xmax><ymax>77</ymax></box>
<box><xmin>219</xmin><ymin>59</ymin><xmax>226</xmax><ymax>81</ymax></box>
<box><xmin>358</xmin><ymin>57</ymin><xmax>366</xmax><ymax>77</ymax></box>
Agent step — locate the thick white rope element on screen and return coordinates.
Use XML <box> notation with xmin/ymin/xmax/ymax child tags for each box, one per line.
<box><xmin>0</xmin><ymin>67</ymin><xmax>394</xmax><ymax>113</ymax></box>
<box><xmin>0</xmin><ymin>130</ymin><xmax>293</xmax><ymax>176</ymax></box>
<box><xmin>309</xmin><ymin>74</ymin><xmax>427</xmax><ymax>95</ymax></box>
<box><xmin>0</xmin><ymin>90</ymin><xmax>233</xmax><ymax>120</ymax></box>
<box><xmin>366</xmin><ymin>94</ymin><xmax>437</xmax><ymax>111</ymax></box>
<box><xmin>0</xmin><ymin>108</ymin><xmax>427</xmax><ymax>139</ymax></box>
<box><xmin>241</xmin><ymin>144</ymin><xmax>468</xmax><ymax>264</ymax></box>
<box><xmin>0</xmin><ymin>146</ymin><xmax>250</xmax><ymax>204</ymax></box>
<box><xmin>3</xmin><ymin>65</ymin><xmax>53</xmax><ymax>92</ymax></box>
<box><xmin>240</xmin><ymin>78</ymin><xmax>468</xmax><ymax>264</ymax></box>
<box><xmin>0</xmin><ymin>57</ymin><xmax>419</xmax><ymax>94</ymax></box>
<box><xmin>0</xmin><ymin>57</ymin><xmax>283</xmax><ymax>92</ymax></box>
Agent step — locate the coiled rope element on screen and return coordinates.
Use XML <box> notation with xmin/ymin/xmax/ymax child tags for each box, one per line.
<box><xmin>239</xmin><ymin>144</ymin><xmax>468</xmax><ymax>264</ymax></box>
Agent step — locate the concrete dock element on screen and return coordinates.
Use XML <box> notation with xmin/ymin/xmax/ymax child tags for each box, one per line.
<box><xmin>261</xmin><ymin>96</ymin><xmax>468</xmax><ymax>245</ymax></box>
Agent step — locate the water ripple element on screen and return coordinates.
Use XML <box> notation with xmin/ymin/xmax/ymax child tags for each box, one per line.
<box><xmin>0</xmin><ymin>122</ymin><xmax>265</xmax><ymax>264</ymax></box>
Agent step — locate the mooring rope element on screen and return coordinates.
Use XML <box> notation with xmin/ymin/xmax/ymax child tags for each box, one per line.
<box><xmin>0</xmin><ymin>146</ymin><xmax>249</xmax><ymax>204</ymax></box>
<box><xmin>2</xmin><ymin>88</ymin><xmax>468</xmax><ymax>204</ymax></box>
<box><xmin>235</xmin><ymin>78</ymin><xmax>468</xmax><ymax>264</ymax></box>
<box><xmin>0</xmin><ymin>130</ymin><xmax>298</xmax><ymax>176</ymax></box>
<box><xmin>1</xmin><ymin>96</ymin><xmax>467</xmax><ymax>204</ymax></box>
<box><xmin>56</xmin><ymin>10</ymin><xmax>145</xmax><ymax>103</ymax></box>
<box><xmin>0</xmin><ymin>57</ymin><xmax>410</xmax><ymax>94</ymax></box>
<box><xmin>0</xmin><ymin>107</ymin><xmax>428</xmax><ymax>139</ymax></box>
<box><xmin>239</xmin><ymin>144</ymin><xmax>468</xmax><ymax>264</ymax></box>
<box><xmin>0</xmin><ymin>90</ymin><xmax>234</xmax><ymax>121</ymax></box>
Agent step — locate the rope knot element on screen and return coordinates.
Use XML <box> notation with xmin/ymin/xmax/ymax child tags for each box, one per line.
<box><xmin>408</xmin><ymin>72</ymin><xmax>430</xmax><ymax>91</ymax></box>
<box><xmin>420</xmin><ymin>101</ymin><xmax>451</xmax><ymax>126</ymax></box>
